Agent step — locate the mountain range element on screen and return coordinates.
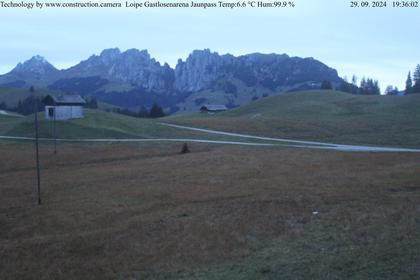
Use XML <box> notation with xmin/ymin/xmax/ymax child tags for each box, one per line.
<box><xmin>0</xmin><ymin>48</ymin><xmax>342</xmax><ymax>112</ymax></box>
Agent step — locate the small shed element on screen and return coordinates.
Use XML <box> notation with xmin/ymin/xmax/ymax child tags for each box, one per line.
<box><xmin>43</xmin><ymin>95</ymin><xmax>86</xmax><ymax>121</ymax></box>
<box><xmin>200</xmin><ymin>105</ymin><xmax>228</xmax><ymax>113</ymax></box>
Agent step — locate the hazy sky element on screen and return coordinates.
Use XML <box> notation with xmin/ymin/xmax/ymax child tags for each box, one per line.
<box><xmin>1</xmin><ymin>0</ymin><xmax>419</xmax><ymax>89</ymax></box>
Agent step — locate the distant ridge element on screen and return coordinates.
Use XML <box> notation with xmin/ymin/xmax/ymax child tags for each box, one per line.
<box><xmin>0</xmin><ymin>48</ymin><xmax>342</xmax><ymax>112</ymax></box>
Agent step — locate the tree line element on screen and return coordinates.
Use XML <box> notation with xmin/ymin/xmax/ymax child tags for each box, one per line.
<box><xmin>321</xmin><ymin>75</ymin><xmax>381</xmax><ymax>95</ymax></box>
<box><xmin>0</xmin><ymin>95</ymin><xmax>99</xmax><ymax>115</ymax></box>
<box><xmin>0</xmin><ymin>95</ymin><xmax>44</xmax><ymax>115</ymax></box>
<box><xmin>111</xmin><ymin>103</ymin><xmax>166</xmax><ymax>118</ymax></box>
<box><xmin>321</xmin><ymin>63</ymin><xmax>420</xmax><ymax>95</ymax></box>
<box><xmin>0</xmin><ymin>93</ymin><xmax>167</xmax><ymax>118</ymax></box>
<box><xmin>404</xmin><ymin>64</ymin><xmax>420</xmax><ymax>94</ymax></box>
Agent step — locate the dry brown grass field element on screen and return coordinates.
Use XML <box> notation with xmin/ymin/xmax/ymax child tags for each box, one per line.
<box><xmin>1</xmin><ymin>142</ymin><xmax>420</xmax><ymax>279</ymax></box>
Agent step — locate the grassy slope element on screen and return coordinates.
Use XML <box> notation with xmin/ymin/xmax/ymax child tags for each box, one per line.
<box><xmin>3</xmin><ymin>89</ymin><xmax>420</xmax><ymax>147</ymax></box>
<box><xmin>0</xmin><ymin>109</ymin><xmax>246</xmax><ymax>141</ymax></box>
<box><xmin>175</xmin><ymin>78</ymin><xmax>273</xmax><ymax>113</ymax></box>
<box><xmin>1</xmin><ymin>144</ymin><xmax>419</xmax><ymax>279</ymax></box>
<box><xmin>169</xmin><ymin>90</ymin><xmax>420</xmax><ymax>147</ymax></box>
<box><xmin>0</xmin><ymin>114</ymin><xmax>23</xmax><ymax>135</ymax></box>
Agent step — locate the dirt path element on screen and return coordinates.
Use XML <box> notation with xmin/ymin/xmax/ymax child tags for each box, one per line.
<box><xmin>0</xmin><ymin>135</ymin><xmax>278</xmax><ymax>147</ymax></box>
<box><xmin>160</xmin><ymin>123</ymin><xmax>420</xmax><ymax>153</ymax></box>
<box><xmin>1</xmin><ymin>123</ymin><xmax>420</xmax><ymax>153</ymax></box>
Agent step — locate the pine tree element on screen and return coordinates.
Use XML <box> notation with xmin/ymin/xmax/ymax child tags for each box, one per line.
<box><xmin>320</xmin><ymin>80</ymin><xmax>333</xmax><ymax>90</ymax></box>
<box><xmin>412</xmin><ymin>65</ymin><xmax>420</xmax><ymax>93</ymax></box>
<box><xmin>149</xmin><ymin>103</ymin><xmax>165</xmax><ymax>118</ymax></box>
<box><xmin>373</xmin><ymin>80</ymin><xmax>381</xmax><ymax>95</ymax></box>
<box><xmin>405</xmin><ymin>71</ymin><xmax>413</xmax><ymax>94</ymax></box>
<box><xmin>412</xmin><ymin>83</ymin><xmax>420</xmax><ymax>94</ymax></box>
<box><xmin>359</xmin><ymin>77</ymin><xmax>367</xmax><ymax>95</ymax></box>
<box><xmin>359</xmin><ymin>78</ymin><xmax>380</xmax><ymax>95</ymax></box>
<box><xmin>351</xmin><ymin>75</ymin><xmax>358</xmax><ymax>85</ymax></box>
<box><xmin>413</xmin><ymin>65</ymin><xmax>420</xmax><ymax>83</ymax></box>
<box><xmin>0</xmin><ymin>101</ymin><xmax>7</xmax><ymax>110</ymax></box>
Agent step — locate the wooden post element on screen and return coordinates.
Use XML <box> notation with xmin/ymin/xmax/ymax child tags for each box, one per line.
<box><xmin>53</xmin><ymin>106</ymin><xmax>57</xmax><ymax>154</ymax></box>
<box><xmin>32</xmin><ymin>86</ymin><xmax>42</xmax><ymax>205</ymax></box>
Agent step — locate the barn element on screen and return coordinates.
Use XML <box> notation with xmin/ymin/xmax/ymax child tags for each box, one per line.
<box><xmin>43</xmin><ymin>95</ymin><xmax>86</xmax><ymax>121</ymax></box>
<box><xmin>200</xmin><ymin>105</ymin><xmax>228</xmax><ymax>113</ymax></box>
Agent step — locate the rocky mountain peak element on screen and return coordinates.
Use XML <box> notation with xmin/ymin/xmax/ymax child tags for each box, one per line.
<box><xmin>120</xmin><ymin>49</ymin><xmax>155</xmax><ymax>65</ymax></box>
<box><xmin>174</xmin><ymin>49</ymin><xmax>341</xmax><ymax>93</ymax></box>
<box><xmin>175</xmin><ymin>49</ymin><xmax>235</xmax><ymax>92</ymax></box>
<box><xmin>98</xmin><ymin>48</ymin><xmax>121</xmax><ymax>64</ymax></box>
<box><xmin>11</xmin><ymin>55</ymin><xmax>58</xmax><ymax>75</ymax></box>
<box><xmin>62</xmin><ymin>48</ymin><xmax>173</xmax><ymax>93</ymax></box>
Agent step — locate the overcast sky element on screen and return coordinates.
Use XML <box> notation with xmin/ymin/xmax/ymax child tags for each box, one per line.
<box><xmin>1</xmin><ymin>0</ymin><xmax>419</xmax><ymax>89</ymax></box>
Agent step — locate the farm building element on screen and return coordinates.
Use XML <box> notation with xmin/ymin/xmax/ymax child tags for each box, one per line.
<box><xmin>200</xmin><ymin>105</ymin><xmax>228</xmax><ymax>113</ymax></box>
<box><xmin>43</xmin><ymin>95</ymin><xmax>86</xmax><ymax>121</ymax></box>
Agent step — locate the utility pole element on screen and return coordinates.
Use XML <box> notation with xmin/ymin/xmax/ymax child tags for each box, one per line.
<box><xmin>31</xmin><ymin>86</ymin><xmax>42</xmax><ymax>205</ymax></box>
<box><xmin>53</xmin><ymin>106</ymin><xmax>57</xmax><ymax>154</ymax></box>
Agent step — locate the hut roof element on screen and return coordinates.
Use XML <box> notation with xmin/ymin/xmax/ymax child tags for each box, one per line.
<box><xmin>43</xmin><ymin>95</ymin><xmax>86</xmax><ymax>106</ymax></box>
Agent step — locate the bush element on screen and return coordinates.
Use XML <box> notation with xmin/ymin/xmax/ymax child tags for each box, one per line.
<box><xmin>180</xmin><ymin>143</ymin><xmax>190</xmax><ymax>154</ymax></box>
